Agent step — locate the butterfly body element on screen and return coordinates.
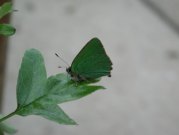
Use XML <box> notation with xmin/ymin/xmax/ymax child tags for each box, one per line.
<box><xmin>66</xmin><ymin>67</ymin><xmax>85</xmax><ymax>82</ymax></box>
<box><xmin>67</xmin><ymin>38</ymin><xmax>112</xmax><ymax>82</ymax></box>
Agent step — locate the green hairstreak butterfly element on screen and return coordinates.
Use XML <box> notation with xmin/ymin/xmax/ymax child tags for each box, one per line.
<box><xmin>66</xmin><ymin>37</ymin><xmax>112</xmax><ymax>82</ymax></box>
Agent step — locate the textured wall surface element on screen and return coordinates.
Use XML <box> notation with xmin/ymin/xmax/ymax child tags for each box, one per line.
<box><xmin>2</xmin><ymin>0</ymin><xmax>179</xmax><ymax>135</ymax></box>
<box><xmin>144</xmin><ymin>0</ymin><xmax>179</xmax><ymax>28</ymax></box>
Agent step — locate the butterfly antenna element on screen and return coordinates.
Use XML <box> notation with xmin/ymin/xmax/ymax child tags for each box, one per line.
<box><xmin>55</xmin><ymin>53</ymin><xmax>70</xmax><ymax>67</ymax></box>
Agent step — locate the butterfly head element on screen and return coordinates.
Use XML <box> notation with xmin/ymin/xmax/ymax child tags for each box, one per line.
<box><xmin>66</xmin><ymin>67</ymin><xmax>72</xmax><ymax>75</ymax></box>
<box><xmin>66</xmin><ymin>67</ymin><xmax>83</xmax><ymax>82</ymax></box>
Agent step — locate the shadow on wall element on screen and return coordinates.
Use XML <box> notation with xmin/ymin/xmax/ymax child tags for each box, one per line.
<box><xmin>141</xmin><ymin>0</ymin><xmax>179</xmax><ymax>34</ymax></box>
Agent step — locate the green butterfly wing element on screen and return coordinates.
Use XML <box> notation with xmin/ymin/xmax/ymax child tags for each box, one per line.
<box><xmin>70</xmin><ymin>38</ymin><xmax>112</xmax><ymax>79</ymax></box>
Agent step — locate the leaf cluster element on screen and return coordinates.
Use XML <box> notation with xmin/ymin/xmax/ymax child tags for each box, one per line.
<box><xmin>0</xmin><ymin>49</ymin><xmax>104</xmax><ymax>134</ymax></box>
<box><xmin>0</xmin><ymin>2</ymin><xmax>15</xmax><ymax>36</ymax></box>
<box><xmin>0</xmin><ymin>3</ymin><xmax>107</xmax><ymax>135</ymax></box>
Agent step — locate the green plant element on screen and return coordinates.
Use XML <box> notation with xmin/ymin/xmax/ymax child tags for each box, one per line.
<box><xmin>0</xmin><ymin>48</ymin><xmax>106</xmax><ymax>135</ymax></box>
<box><xmin>0</xmin><ymin>48</ymin><xmax>104</xmax><ymax>125</ymax></box>
<box><xmin>0</xmin><ymin>2</ymin><xmax>16</xmax><ymax>134</ymax></box>
<box><xmin>0</xmin><ymin>48</ymin><xmax>108</xmax><ymax>135</ymax></box>
<box><xmin>0</xmin><ymin>2</ymin><xmax>15</xmax><ymax>36</ymax></box>
<box><xmin>0</xmin><ymin>115</ymin><xmax>16</xmax><ymax>135</ymax></box>
<box><xmin>0</xmin><ymin>2</ymin><xmax>111</xmax><ymax>135</ymax></box>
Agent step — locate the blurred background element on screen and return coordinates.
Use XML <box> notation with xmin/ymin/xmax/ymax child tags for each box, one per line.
<box><xmin>1</xmin><ymin>0</ymin><xmax>179</xmax><ymax>135</ymax></box>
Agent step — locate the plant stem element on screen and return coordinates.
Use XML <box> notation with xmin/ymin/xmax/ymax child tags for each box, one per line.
<box><xmin>0</xmin><ymin>111</ymin><xmax>17</xmax><ymax>123</ymax></box>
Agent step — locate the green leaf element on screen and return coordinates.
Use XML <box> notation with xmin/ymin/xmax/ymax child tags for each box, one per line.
<box><xmin>16</xmin><ymin>73</ymin><xmax>103</xmax><ymax>125</ymax></box>
<box><xmin>0</xmin><ymin>2</ymin><xmax>12</xmax><ymax>19</ymax></box>
<box><xmin>14</xmin><ymin>49</ymin><xmax>104</xmax><ymax>125</ymax></box>
<box><xmin>16</xmin><ymin>49</ymin><xmax>47</xmax><ymax>108</ymax></box>
<box><xmin>39</xmin><ymin>73</ymin><xmax>105</xmax><ymax>104</ymax></box>
<box><xmin>0</xmin><ymin>131</ymin><xmax>3</xmax><ymax>135</ymax></box>
<box><xmin>0</xmin><ymin>3</ymin><xmax>15</xmax><ymax>36</ymax></box>
<box><xmin>0</xmin><ymin>24</ymin><xmax>15</xmax><ymax>36</ymax></box>
<box><xmin>17</xmin><ymin>103</ymin><xmax>77</xmax><ymax>125</ymax></box>
<box><xmin>0</xmin><ymin>115</ymin><xmax>17</xmax><ymax>134</ymax></box>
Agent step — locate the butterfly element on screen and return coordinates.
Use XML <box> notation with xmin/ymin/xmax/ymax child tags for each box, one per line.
<box><xmin>66</xmin><ymin>38</ymin><xmax>112</xmax><ymax>82</ymax></box>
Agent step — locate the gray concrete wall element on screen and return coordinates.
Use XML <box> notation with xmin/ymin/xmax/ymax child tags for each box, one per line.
<box><xmin>2</xmin><ymin>0</ymin><xmax>179</xmax><ymax>135</ymax></box>
<box><xmin>146</xmin><ymin>0</ymin><xmax>179</xmax><ymax>27</ymax></box>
